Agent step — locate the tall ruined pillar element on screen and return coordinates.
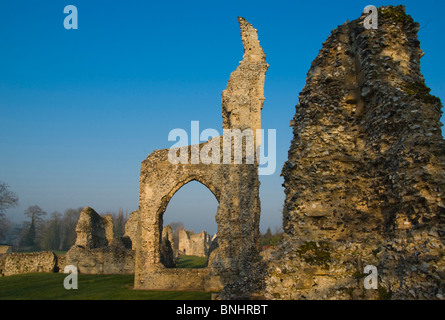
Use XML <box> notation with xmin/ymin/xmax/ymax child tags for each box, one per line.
<box><xmin>222</xmin><ymin>17</ymin><xmax>268</xmax><ymax>140</ymax></box>
<box><xmin>134</xmin><ymin>17</ymin><xmax>268</xmax><ymax>298</ymax></box>
<box><xmin>210</xmin><ymin>17</ymin><xmax>269</xmax><ymax>299</ymax></box>
<box><xmin>265</xmin><ymin>6</ymin><xmax>444</xmax><ymax>300</ymax></box>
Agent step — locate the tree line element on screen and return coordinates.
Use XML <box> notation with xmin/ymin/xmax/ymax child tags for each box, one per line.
<box><xmin>0</xmin><ymin>181</ymin><xmax>128</xmax><ymax>251</ymax></box>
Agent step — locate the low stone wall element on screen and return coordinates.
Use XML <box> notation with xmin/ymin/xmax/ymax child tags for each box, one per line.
<box><xmin>136</xmin><ymin>267</ymin><xmax>223</xmax><ymax>292</ymax></box>
<box><xmin>55</xmin><ymin>253</ymin><xmax>66</xmax><ymax>272</ymax></box>
<box><xmin>0</xmin><ymin>251</ymin><xmax>57</xmax><ymax>276</ymax></box>
<box><xmin>66</xmin><ymin>244</ymin><xmax>135</xmax><ymax>274</ymax></box>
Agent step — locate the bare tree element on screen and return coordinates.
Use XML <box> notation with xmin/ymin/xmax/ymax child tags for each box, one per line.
<box><xmin>59</xmin><ymin>207</ymin><xmax>82</xmax><ymax>250</ymax></box>
<box><xmin>0</xmin><ymin>182</ymin><xmax>19</xmax><ymax>216</ymax></box>
<box><xmin>20</xmin><ymin>205</ymin><xmax>46</xmax><ymax>248</ymax></box>
<box><xmin>0</xmin><ymin>182</ymin><xmax>18</xmax><ymax>240</ymax></box>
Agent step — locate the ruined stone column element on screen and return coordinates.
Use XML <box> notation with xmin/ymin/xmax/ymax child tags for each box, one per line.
<box><xmin>134</xmin><ymin>17</ymin><xmax>268</xmax><ymax>298</ymax></box>
<box><xmin>264</xmin><ymin>5</ymin><xmax>444</xmax><ymax>300</ymax></box>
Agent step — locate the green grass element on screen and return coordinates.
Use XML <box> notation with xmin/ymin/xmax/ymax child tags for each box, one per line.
<box><xmin>0</xmin><ymin>273</ymin><xmax>211</xmax><ymax>300</ymax></box>
<box><xmin>176</xmin><ymin>255</ymin><xmax>208</xmax><ymax>269</ymax></box>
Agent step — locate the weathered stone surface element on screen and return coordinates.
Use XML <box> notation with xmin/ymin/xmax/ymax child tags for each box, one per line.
<box><xmin>222</xmin><ymin>17</ymin><xmax>268</xmax><ymax>138</ymax></box>
<box><xmin>66</xmin><ymin>237</ymin><xmax>135</xmax><ymax>274</ymax></box>
<box><xmin>264</xmin><ymin>5</ymin><xmax>445</xmax><ymax>300</ymax></box>
<box><xmin>0</xmin><ymin>245</ymin><xmax>12</xmax><ymax>255</ymax></box>
<box><xmin>134</xmin><ymin>17</ymin><xmax>268</xmax><ymax>298</ymax></box>
<box><xmin>75</xmin><ymin>207</ymin><xmax>108</xmax><ymax>249</ymax></box>
<box><xmin>103</xmin><ymin>214</ymin><xmax>114</xmax><ymax>245</ymax></box>
<box><xmin>66</xmin><ymin>206</ymin><xmax>136</xmax><ymax>274</ymax></box>
<box><xmin>178</xmin><ymin>229</ymin><xmax>212</xmax><ymax>257</ymax></box>
<box><xmin>124</xmin><ymin>210</ymin><xmax>138</xmax><ymax>250</ymax></box>
<box><xmin>1</xmin><ymin>251</ymin><xmax>57</xmax><ymax>276</ymax></box>
<box><xmin>160</xmin><ymin>225</ymin><xmax>175</xmax><ymax>267</ymax></box>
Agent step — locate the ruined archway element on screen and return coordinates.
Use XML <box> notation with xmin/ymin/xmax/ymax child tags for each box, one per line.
<box><xmin>134</xmin><ymin>17</ymin><xmax>268</xmax><ymax>296</ymax></box>
<box><xmin>162</xmin><ymin>179</ymin><xmax>218</xmax><ymax>263</ymax></box>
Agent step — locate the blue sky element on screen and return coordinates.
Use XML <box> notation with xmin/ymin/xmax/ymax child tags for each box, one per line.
<box><xmin>0</xmin><ymin>0</ymin><xmax>443</xmax><ymax>235</ymax></box>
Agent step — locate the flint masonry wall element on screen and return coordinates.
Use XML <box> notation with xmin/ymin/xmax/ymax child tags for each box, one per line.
<box><xmin>178</xmin><ymin>229</ymin><xmax>212</xmax><ymax>257</ymax></box>
<box><xmin>66</xmin><ymin>207</ymin><xmax>135</xmax><ymax>274</ymax></box>
<box><xmin>264</xmin><ymin>5</ymin><xmax>445</xmax><ymax>300</ymax></box>
<box><xmin>134</xmin><ymin>17</ymin><xmax>268</xmax><ymax>298</ymax></box>
<box><xmin>0</xmin><ymin>251</ymin><xmax>57</xmax><ymax>276</ymax></box>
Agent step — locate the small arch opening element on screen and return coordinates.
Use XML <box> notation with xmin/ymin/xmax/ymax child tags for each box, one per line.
<box><xmin>160</xmin><ymin>180</ymin><xmax>219</xmax><ymax>269</ymax></box>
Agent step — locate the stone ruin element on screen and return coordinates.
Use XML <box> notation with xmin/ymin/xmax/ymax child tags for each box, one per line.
<box><xmin>262</xmin><ymin>6</ymin><xmax>445</xmax><ymax>300</ymax></box>
<box><xmin>0</xmin><ymin>251</ymin><xmax>61</xmax><ymax>277</ymax></box>
<box><xmin>1</xmin><ymin>7</ymin><xmax>443</xmax><ymax>301</ymax></box>
<box><xmin>133</xmin><ymin>17</ymin><xmax>268</xmax><ymax>297</ymax></box>
<box><xmin>61</xmin><ymin>18</ymin><xmax>267</xmax><ymax>297</ymax></box>
<box><xmin>178</xmin><ymin>229</ymin><xmax>212</xmax><ymax>257</ymax></box>
<box><xmin>65</xmin><ymin>207</ymin><xmax>135</xmax><ymax>274</ymax></box>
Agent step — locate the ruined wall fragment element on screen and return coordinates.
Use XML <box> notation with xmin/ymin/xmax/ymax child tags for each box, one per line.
<box><xmin>265</xmin><ymin>5</ymin><xmax>445</xmax><ymax>300</ymax></box>
<box><xmin>134</xmin><ymin>17</ymin><xmax>268</xmax><ymax>298</ymax></box>
<box><xmin>67</xmin><ymin>207</ymin><xmax>135</xmax><ymax>274</ymax></box>
<box><xmin>74</xmin><ymin>207</ymin><xmax>108</xmax><ymax>249</ymax></box>
<box><xmin>178</xmin><ymin>229</ymin><xmax>212</xmax><ymax>257</ymax></box>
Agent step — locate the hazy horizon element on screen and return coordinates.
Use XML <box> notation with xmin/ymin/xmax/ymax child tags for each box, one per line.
<box><xmin>1</xmin><ymin>0</ymin><xmax>444</xmax><ymax>235</ymax></box>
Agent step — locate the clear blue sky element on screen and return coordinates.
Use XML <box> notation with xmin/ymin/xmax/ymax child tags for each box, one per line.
<box><xmin>0</xmin><ymin>0</ymin><xmax>444</xmax><ymax>235</ymax></box>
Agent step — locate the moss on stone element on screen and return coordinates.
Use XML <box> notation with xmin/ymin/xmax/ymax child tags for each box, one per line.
<box><xmin>377</xmin><ymin>287</ymin><xmax>392</xmax><ymax>300</ymax></box>
<box><xmin>378</xmin><ymin>6</ymin><xmax>415</xmax><ymax>26</ymax></box>
<box><xmin>401</xmin><ymin>81</ymin><xmax>441</xmax><ymax>104</ymax></box>
<box><xmin>352</xmin><ymin>271</ymin><xmax>366</xmax><ymax>279</ymax></box>
<box><xmin>297</xmin><ymin>241</ymin><xmax>332</xmax><ymax>269</ymax></box>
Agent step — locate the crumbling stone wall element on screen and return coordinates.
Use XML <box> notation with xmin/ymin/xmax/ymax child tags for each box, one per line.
<box><xmin>66</xmin><ymin>206</ymin><xmax>135</xmax><ymax>274</ymax></box>
<box><xmin>264</xmin><ymin>5</ymin><xmax>445</xmax><ymax>300</ymax></box>
<box><xmin>124</xmin><ymin>210</ymin><xmax>138</xmax><ymax>250</ymax></box>
<box><xmin>160</xmin><ymin>225</ymin><xmax>175</xmax><ymax>267</ymax></box>
<box><xmin>74</xmin><ymin>207</ymin><xmax>108</xmax><ymax>249</ymax></box>
<box><xmin>66</xmin><ymin>239</ymin><xmax>135</xmax><ymax>274</ymax></box>
<box><xmin>103</xmin><ymin>214</ymin><xmax>114</xmax><ymax>245</ymax></box>
<box><xmin>134</xmin><ymin>17</ymin><xmax>268</xmax><ymax>298</ymax></box>
<box><xmin>0</xmin><ymin>251</ymin><xmax>57</xmax><ymax>276</ymax></box>
<box><xmin>178</xmin><ymin>229</ymin><xmax>212</xmax><ymax>257</ymax></box>
<box><xmin>0</xmin><ymin>245</ymin><xmax>12</xmax><ymax>254</ymax></box>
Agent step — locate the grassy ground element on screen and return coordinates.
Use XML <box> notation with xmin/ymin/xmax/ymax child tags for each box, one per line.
<box><xmin>176</xmin><ymin>255</ymin><xmax>208</xmax><ymax>268</ymax></box>
<box><xmin>0</xmin><ymin>273</ymin><xmax>212</xmax><ymax>300</ymax></box>
<box><xmin>0</xmin><ymin>255</ymin><xmax>213</xmax><ymax>300</ymax></box>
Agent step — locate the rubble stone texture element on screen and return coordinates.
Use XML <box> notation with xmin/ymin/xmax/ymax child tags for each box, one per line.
<box><xmin>134</xmin><ymin>17</ymin><xmax>268</xmax><ymax>297</ymax></box>
<box><xmin>66</xmin><ymin>239</ymin><xmax>135</xmax><ymax>274</ymax></box>
<box><xmin>0</xmin><ymin>251</ymin><xmax>57</xmax><ymax>276</ymax></box>
<box><xmin>74</xmin><ymin>207</ymin><xmax>108</xmax><ymax>249</ymax></box>
<box><xmin>178</xmin><ymin>229</ymin><xmax>212</xmax><ymax>257</ymax></box>
<box><xmin>160</xmin><ymin>225</ymin><xmax>176</xmax><ymax>267</ymax></box>
<box><xmin>124</xmin><ymin>210</ymin><xmax>139</xmax><ymax>250</ymax></box>
<box><xmin>103</xmin><ymin>214</ymin><xmax>114</xmax><ymax>245</ymax></box>
<box><xmin>264</xmin><ymin>5</ymin><xmax>445</xmax><ymax>300</ymax></box>
<box><xmin>66</xmin><ymin>206</ymin><xmax>135</xmax><ymax>274</ymax></box>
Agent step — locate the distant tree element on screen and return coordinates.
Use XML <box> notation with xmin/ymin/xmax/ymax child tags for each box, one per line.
<box><xmin>0</xmin><ymin>182</ymin><xmax>19</xmax><ymax>216</ymax></box>
<box><xmin>40</xmin><ymin>211</ymin><xmax>62</xmax><ymax>250</ymax></box>
<box><xmin>59</xmin><ymin>207</ymin><xmax>82</xmax><ymax>250</ymax></box>
<box><xmin>0</xmin><ymin>216</ymin><xmax>11</xmax><ymax>242</ymax></box>
<box><xmin>264</xmin><ymin>227</ymin><xmax>272</xmax><ymax>239</ymax></box>
<box><xmin>0</xmin><ymin>182</ymin><xmax>19</xmax><ymax>240</ymax></box>
<box><xmin>113</xmin><ymin>208</ymin><xmax>126</xmax><ymax>238</ymax></box>
<box><xmin>261</xmin><ymin>226</ymin><xmax>283</xmax><ymax>248</ymax></box>
<box><xmin>20</xmin><ymin>205</ymin><xmax>46</xmax><ymax>248</ymax></box>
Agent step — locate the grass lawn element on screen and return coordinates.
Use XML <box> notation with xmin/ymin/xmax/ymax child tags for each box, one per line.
<box><xmin>0</xmin><ymin>255</ymin><xmax>214</xmax><ymax>300</ymax></box>
<box><xmin>0</xmin><ymin>273</ymin><xmax>212</xmax><ymax>300</ymax></box>
<box><xmin>176</xmin><ymin>255</ymin><xmax>208</xmax><ymax>268</ymax></box>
